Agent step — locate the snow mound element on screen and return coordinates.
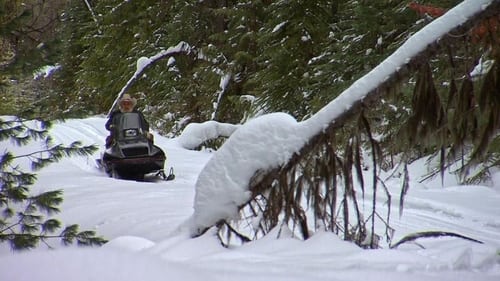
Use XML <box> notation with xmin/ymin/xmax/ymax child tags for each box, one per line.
<box><xmin>178</xmin><ymin>120</ymin><xmax>239</xmax><ymax>150</ymax></box>
<box><xmin>103</xmin><ymin>236</ymin><xmax>155</xmax><ymax>252</ymax></box>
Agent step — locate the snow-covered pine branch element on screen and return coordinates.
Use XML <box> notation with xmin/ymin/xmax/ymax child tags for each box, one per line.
<box><xmin>186</xmin><ymin>0</ymin><xmax>500</xmax><ymax>237</ymax></box>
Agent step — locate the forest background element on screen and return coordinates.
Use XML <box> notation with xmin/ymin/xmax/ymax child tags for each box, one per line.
<box><xmin>2</xmin><ymin>0</ymin><xmax>498</xmax><ymax>178</ymax></box>
<box><xmin>0</xmin><ymin>0</ymin><xmax>464</xmax><ymax>127</ymax></box>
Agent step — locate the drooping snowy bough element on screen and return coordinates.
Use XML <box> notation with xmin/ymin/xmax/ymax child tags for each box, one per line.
<box><xmin>107</xmin><ymin>41</ymin><xmax>193</xmax><ymax>116</ymax></box>
<box><xmin>188</xmin><ymin>0</ymin><xmax>500</xmax><ymax>247</ymax></box>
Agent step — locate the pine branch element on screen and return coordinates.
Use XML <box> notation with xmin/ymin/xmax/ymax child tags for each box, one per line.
<box><xmin>1</xmin><ymin>230</ymin><xmax>107</xmax><ymax>250</ymax></box>
<box><xmin>1</xmin><ymin>117</ymin><xmax>105</xmax><ymax>251</ymax></box>
<box><xmin>30</xmin><ymin>190</ymin><xmax>63</xmax><ymax>215</ymax></box>
<box><xmin>82</xmin><ymin>0</ymin><xmax>101</xmax><ymax>34</ymax></box>
<box><xmin>10</xmin><ymin>142</ymin><xmax>98</xmax><ymax>171</ymax></box>
<box><xmin>220</xmin><ymin>221</ymin><xmax>251</xmax><ymax>246</ymax></box>
<box><xmin>390</xmin><ymin>231</ymin><xmax>483</xmax><ymax>249</ymax></box>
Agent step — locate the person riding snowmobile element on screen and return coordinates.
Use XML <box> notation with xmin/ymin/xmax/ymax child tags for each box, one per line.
<box><xmin>105</xmin><ymin>94</ymin><xmax>153</xmax><ymax>148</ymax></box>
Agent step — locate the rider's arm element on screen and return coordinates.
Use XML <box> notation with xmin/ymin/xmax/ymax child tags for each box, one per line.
<box><xmin>138</xmin><ymin>111</ymin><xmax>152</xmax><ymax>140</ymax></box>
<box><xmin>105</xmin><ymin>112</ymin><xmax>117</xmax><ymax>130</ymax></box>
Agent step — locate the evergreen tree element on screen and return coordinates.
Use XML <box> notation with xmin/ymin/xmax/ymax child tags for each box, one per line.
<box><xmin>0</xmin><ymin>0</ymin><xmax>68</xmax><ymax>116</ymax></box>
<box><xmin>71</xmin><ymin>0</ymin><xmax>255</xmax><ymax>133</ymax></box>
<box><xmin>249</xmin><ymin>0</ymin><xmax>335</xmax><ymax>119</ymax></box>
<box><xmin>147</xmin><ymin>0</ymin><xmax>224</xmax><ymax>130</ymax></box>
<box><xmin>39</xmin><ymin>0</ymin><xmax>499</xmax><ymax>179</ymax></box>
<box><xmin>0</xmin><ymin>117</ymin><xmax>107</xmax><ymax>250</ymax></box>
<box><xmin>48</xmin><ymin>0</ymin><xmax>99</xmax><ymax>117</ymax></box>
<box><xmin>5</xmin><ymin>0</ymin><xmax>472</xmax><ymax>128</ymax></box>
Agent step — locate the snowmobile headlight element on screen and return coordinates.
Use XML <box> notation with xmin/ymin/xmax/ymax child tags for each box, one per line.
<box><xmin>124</xmin><ymin>129</ymin><xmax>138</xmax><ymax>137</ymax></box>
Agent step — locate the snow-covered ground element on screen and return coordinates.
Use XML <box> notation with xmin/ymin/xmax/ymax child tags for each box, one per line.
<box><xmin>1</xmin><ymin>116</ymin><xmax>499</xmax><ymax>281</ymax></box>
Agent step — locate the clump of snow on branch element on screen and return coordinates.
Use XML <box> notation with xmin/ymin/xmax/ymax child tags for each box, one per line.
<box><xmin>211</xmin><ymin>73</ymin><xmax>232</xmax><ymax>119</ymax></box>
<box><xmin>33</xmin><ymin>65</ymin><xmax>61</xmax><ymax>79</ymax></box>
<box><xmin>188</xmin><ymin>113</ymin><xmax>307</xmax><ymax>232</ymax></box>
<box><xmin>272</xmin><ymin>21</ymin><xmax>287</xmax><ymax>33</ymax></box>
<box><xmin>178</xmin><ymin>121</ymin><xmax>240</xmax><ymax>150</ymax></box>
<box><xmin>136</xmin><ymin>57</ymin><xmax>152</xmax><ymax>74</ymax></box>
<box><xmin>470</xmin><ymin>58</ymin><xmax>494</xmax><ymax>80</ymax></box>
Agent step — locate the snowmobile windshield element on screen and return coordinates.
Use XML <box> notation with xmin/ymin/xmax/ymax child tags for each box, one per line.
<box><xmin>117</xmin><ymin>113</ymin><xmax>144</xmax><ymax>140</ymax></box>
<box><xmin>119</xmin><ymin>113</ymin><xmax>142</xmax><ymax>130</ymax></box>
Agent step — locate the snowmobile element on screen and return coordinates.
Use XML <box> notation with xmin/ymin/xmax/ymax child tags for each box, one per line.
<box><xmin>97</xmin><ymin>112</ymin><xmax>174</xmax><ymax>181</ymax></box>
